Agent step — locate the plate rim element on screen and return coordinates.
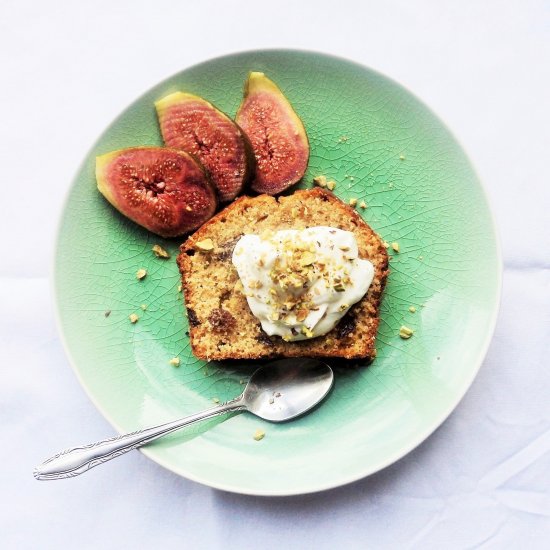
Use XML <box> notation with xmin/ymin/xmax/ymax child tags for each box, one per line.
<box><xmin>52</xmin><ymin>48</ymin><xmax>502</xmax><ymax>496</ymax></box>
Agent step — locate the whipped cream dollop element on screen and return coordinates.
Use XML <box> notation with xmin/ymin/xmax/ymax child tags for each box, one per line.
<box><xmin>232</xmin><ymin>226</ymin><xmax>374</xmax><ymax>341</ymax></box>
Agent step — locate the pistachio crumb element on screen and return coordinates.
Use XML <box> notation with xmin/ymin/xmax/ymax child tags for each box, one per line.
<box><xmin>409</xmin><ymin>306</ymin><xmax>416</xmax><ymax>313</ymax></box>
<box><xmin>152</xmin><ymin>244</ymin><xmax>170</xmax><ymax>259</ymax></box>
<box><xmin>169</xmin><ymin>357</ymin><xmax>180</xmax><ymax>367</ymax></box>
<box><xmin>327</xmin><ymin>180</ymin><xmax>336</xmax><ymax>191</ymax></box>
<box><xmin>195</xmin><ymin>238</ymin><xmax>214</xmax><ymax>251</ymax></box>
<box><xmin>136</xmin><ymin>268</ymin><xmax>147</xmax><ymax>280</ymax></box>
<box><xmin>129</xmin><ymin>313</ymin><xmax>139</xmax><ymax>324</ymax></box>
<box><xmin>313</xmin><ymin>175</ymin><xmax>327</xmax><ymax>188</ymax></box>
<box><xmin>391</xmin><ymin>242</ymin><xmax>400</xmax><ymax>253</ymax></box>
<box><xmin>399</xmin><ymin>325</ymin><xmax>414</xmax><ymax>339</ymax></box>
<box><xmin>349</xmin><ymin>198</ymin><xmax>358</xmax><ymax>207</ymax></box>
<box><xmin>253</xmin><ymin>429</ymin><xmax>266</xmax><ymax>441</ymax></box>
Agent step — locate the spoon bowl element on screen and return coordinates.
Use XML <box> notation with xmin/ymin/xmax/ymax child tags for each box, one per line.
<box><xmin>243</xmin><ymin>358</ymin><xmax>334</xmax><ymax>422</ymax></box>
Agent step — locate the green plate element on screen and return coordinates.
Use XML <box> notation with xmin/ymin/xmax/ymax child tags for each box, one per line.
<box><xmin>55</xmin><ymin>50</ymin><xmax>501</xmax><ymax>495</ymax></box>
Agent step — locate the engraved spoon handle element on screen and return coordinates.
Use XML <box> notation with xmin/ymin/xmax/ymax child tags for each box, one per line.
<box><xmin>34</xmin><ymin>398</ymin><xmax>246</xmax><ymax>480</ymax></box>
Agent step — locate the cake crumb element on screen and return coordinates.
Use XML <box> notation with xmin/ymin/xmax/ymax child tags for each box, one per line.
<box><xmin>327</xmin><ymin>180</ymin><xmax>336</xmax><ymax>191</ymax></box>
<box><xmin>391</xmin><ymin>242</ymin><xmax>400</xmax><ymax>253</ymax></box>
<box><xmin>359</xmin><ymin>201</ymin><xmax>367</xmax><ymax>209</ymax></box>
<box><xmin>140</xmin><ymin>304</ymin><xmax>148</xmax><ymax>311</ymax></box>
<box><xmin>152</xmin><ymin>244</ymin><xmax>170</xmax><ymax>259</ymax></box>
<box><xmin>136</xmin><ymin>268</ymin><xmax>147</xmax><ymax>280</ymax></box>
<box><xmin>169</xmin><ymin>357</ymin><xmax>180</xmax><ymax>367</ymax></box>
<box><xmin>399</xmin><ymin>154</ymin><xmax>405</xmax><ymax>160</ymax></box>
<box><xmin>349</xmin><ymin>198</ymin><xmax>358</xmax><ymax>207</ymax></box>
<box><xmin>129</xmin><ymin>313</ymin><xmax>139</xmax><ymax>324</ymax></box>
<box><xmin>313</xmin><ymin>175</ymin><xmax>327</xmax><ymax>188</ymax></box>
<box><xmin>212</xmin><ymin>397</ymin><xmax>220</xmax><ymax>404</ymax></box>
<box><xmin>399</xmin><ymin>325</ymin><xmax>414</xmax><ymax>339</ymax></box>
<box><xmin>253</xmin><ymin>429</ymin><xmax>265</xmax><ymax>441</ymax></box>
<box><xmin>409</xmin><ymin>306</ymin><xmax>416</xmax><ymax>313</ymax></box>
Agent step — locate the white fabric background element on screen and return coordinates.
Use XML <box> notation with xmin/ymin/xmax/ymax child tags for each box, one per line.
<box><xmin>2</xmin><ymin>1</ymin><xmax>549</xmax><ymax>548</ymax></box>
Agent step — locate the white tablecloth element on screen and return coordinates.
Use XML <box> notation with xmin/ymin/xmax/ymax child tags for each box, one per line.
<box><xmin>2</xmin><ymin>1</ymin><xmax>549</xmax><ymax>548</ymax></box>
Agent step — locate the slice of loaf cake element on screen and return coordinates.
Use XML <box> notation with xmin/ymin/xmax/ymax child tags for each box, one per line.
<box><xmin>177</xmin><ymin>188</ymin><xmax>388</xmax><ymax>361</ymax></box>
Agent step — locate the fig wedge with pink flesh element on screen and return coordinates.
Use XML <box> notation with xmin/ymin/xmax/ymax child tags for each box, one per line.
<box><xmin>156</xmin><ymin>93</ymin><xmax>252</xmax><ymax>202</ymax></box>
<box><xmin>235</xmin><ymin>72</ymin><xmax>309</xmax><ymax>195</ymax></box>
<box><xmin>96</xmin><ymin>147</ymin><xmax>217</xmax><ymax>238</ymax></box>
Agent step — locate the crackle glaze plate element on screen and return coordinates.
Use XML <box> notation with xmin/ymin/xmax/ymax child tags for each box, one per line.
<box><xmin>55</xmin><ymin>50</ymin><xmax>501</xmax><ymax>495</ymax></box>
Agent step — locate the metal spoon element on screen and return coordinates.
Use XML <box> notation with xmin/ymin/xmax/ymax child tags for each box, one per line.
<box><xmin>34</xmin><ymin>358</ymin><xmax>333</xmax><ymax>480</ymax></box>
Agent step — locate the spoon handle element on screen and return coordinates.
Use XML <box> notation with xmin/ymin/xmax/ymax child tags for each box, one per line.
<box><xmin>34</xmin><ymin>397</ymin><xmax>246</xmax><ymax>480</ymax></box>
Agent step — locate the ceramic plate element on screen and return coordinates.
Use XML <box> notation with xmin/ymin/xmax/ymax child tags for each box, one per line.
<box><xmin>55</xmin><ymin>50</ymin><xmax>501</xmax><ymax>495</ymax></box>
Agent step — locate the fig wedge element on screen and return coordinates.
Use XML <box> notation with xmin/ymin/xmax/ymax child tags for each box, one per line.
<box><xmin>235</xmin><ymin>72</ymin><xmax>309</xmax><ymax>195</ymax></box>
<box><xmin>156</xmin><ymin>92</ymin><xmax>252</xmax><ymax>202</ymax></box>
<box><xmin>96</xmin><ymin>147</ymin><xmax>217</xmax><ymax>238</ymax></box>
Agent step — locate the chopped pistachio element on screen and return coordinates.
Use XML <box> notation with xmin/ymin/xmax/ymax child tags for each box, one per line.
<box><xmin>349</xmin><ymin>198</ymin><xmax>358</xmax><ymax>207</ymax></box>
<box><xmin>409</xmin><ymin>306</ymin><xmax>416</xmax><ymax>313</ymax></box>
<box><xmin>391</xmin><ymin>242</ymin><xmax>400</xmax><ymax>253</ymax></box>
<box><xmin>313</xmin><ymin>175</ymin><xmax>327</xmax><ymax>188</ymax></box>
<box><xmin>129</xmin><ymin>313</ymin><xmax>139</xmax><ymax>324</ymax></box>
<box><xmin>300</xmin><ymin>251</ymin><xmax>316</xmax><ymax>266</ymax></box>
<box><xmin>136</xmin><ymin>268</ymin><xmax>147</xmax><ymax>280</ymax></box>
<box><xmin>359</xmin><ymin>201</ymin><xmax>367</xmax><ymax>209</ymax></box>
<box><xmin>327</xmin><ymin>180</ymin><xmax>336</xmax><ymax>191</ymax></box>
<box><xmin>253</xmin><ymin>429</ymin><xmax>265</xmax><ymax>441</ymax></box>
<box><xmin>195</xmin><ymin>238</ymin><xmax>214</xmax><ymax>251</ymax></box>
<box><xmin>301</xmin><ymin>326</ymin><xmax>314</xmax><ymax>338</ymax></box>
<box><xmin>169</xmin><ymin>357</ymin><xmax>180</xmax><ymax>367</ymax></box>
<box><xmin>249</xmin><ymin>279</ymin><xmax>263</xmax><ymax>289</ymax></box>
<box><xmin>339</xmin><ymin>303</ymin><xmax>349</xmax><ymax>311</ymax></box>
<box><xmin>152</xmin><ymin>244</ymin><xmax>170</xmax><ymax>259</ymax></box>
<box><xmin>399</xmin><ymin>325</ymin><xmax>414</xmax><ymax>339</ymax></box>
<box><xmin>140</xmin><ymin>304</ymin><xmax>148</xmax><ymax>311</ymax></box>
<box><xmin>296</xmin><ymin>309</ymin><xmax>309</xmax><ymax>322</ymax></box>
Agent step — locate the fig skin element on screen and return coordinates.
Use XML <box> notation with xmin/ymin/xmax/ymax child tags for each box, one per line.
<box><xmin>156</xmin><ymin>92</ymin><xmax>253</xmax><ymax>202</ymax></box>
<box><xmin>235</xmin><ymin>72</ymin><xmax>309</xmax><ymax>195</ymax></box>
<box><xmin>96</xmin><ymin>147</ymin><xmax>217</xmax><ymax>238</ymax></box>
